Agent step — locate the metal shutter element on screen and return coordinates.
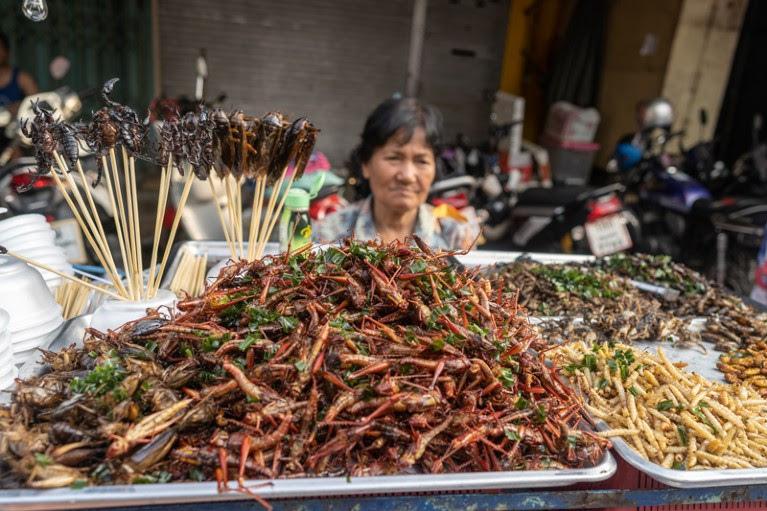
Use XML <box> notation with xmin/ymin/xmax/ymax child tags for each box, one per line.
<box><xmin>158</xmin><ymin>0</ymin><xmax>412</xmax><ymax>166</ymax></box>
<box><xmin>419</xmin><ymin>0</ymin><xmax>509</xmax><ymax>146</ymax></box>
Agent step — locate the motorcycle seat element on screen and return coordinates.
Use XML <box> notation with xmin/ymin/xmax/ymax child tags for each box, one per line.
<box><xmin>516</xmin><ymin>185</ymin><xmax>594</xmax><ymax>207</ymax></box>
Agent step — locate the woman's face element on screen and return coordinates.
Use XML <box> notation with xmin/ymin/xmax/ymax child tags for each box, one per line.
<box><xmin>362</xmin><ymin>127</ymin><xmax>436</xmax><ymax>215</ymax></box>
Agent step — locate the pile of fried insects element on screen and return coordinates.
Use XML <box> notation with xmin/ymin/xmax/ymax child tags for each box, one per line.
<box><xmin>0</xmin><ymin>237</ymin><xmax>609</xmax><ymax>495</ymax></box>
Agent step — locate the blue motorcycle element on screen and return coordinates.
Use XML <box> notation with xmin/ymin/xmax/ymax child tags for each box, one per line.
<box><xmin>612</xmin><ymin>129</ymin><xmax>713</xmax><ymax>259</ymax></box>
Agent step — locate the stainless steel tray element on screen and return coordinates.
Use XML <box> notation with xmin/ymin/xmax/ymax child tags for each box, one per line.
<box><xmin>590</xmin><ymin>338</ymin><xmax>763</xmax><ymax>488</ymax></box>
<box><xmin>0</xmin><ymin>462</ymin><xmax>618</xmax><ymax>511</ymax></box>
<box><xmin>161</xmin><ymin>240</ymin><xmax>595</xmax><ymax>291</ymax></box>
<box><xmin>594</xmin><ymin>420</ymin><xmax>767</xmax><ymax>488</ymax></box>
<box><xmin>2</xmin><ymin>317</ymin><xmax>617</xmax><ymax>510</ymax></box>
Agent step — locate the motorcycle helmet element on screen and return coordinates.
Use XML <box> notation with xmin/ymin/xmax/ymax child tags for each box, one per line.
<box><xmin>637</xmin><ymin>98</ymin><xmax>674</xmax><ymax>131</ymax></box>
<box><xmin>614</xmin><ymin>141</ymin><xmax>643</xmax><ymax>171</ymax></box>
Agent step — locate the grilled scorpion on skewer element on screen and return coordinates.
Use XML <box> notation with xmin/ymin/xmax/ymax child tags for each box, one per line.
<box><xmin>19</xmin><ymin>101</ymin><xmax>58</xmax><ymax>191</ymax></box>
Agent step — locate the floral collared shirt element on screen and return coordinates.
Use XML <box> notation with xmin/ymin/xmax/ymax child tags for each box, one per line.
<box><xmin>314</xmin><ymin>196</ymin><xmax>477</xmax><ymax>251</ymax></box>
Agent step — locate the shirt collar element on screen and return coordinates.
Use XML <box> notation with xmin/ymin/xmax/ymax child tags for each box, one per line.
<box><xmin>354</xmin><ymin>196</ymin><xmax>438</xmax><ymax>244</ymax></box>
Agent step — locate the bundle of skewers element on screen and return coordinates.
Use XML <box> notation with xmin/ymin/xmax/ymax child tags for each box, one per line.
<box><xmin>10</xmin><ymin>77</ymin><xmax>317</xmax><ymax>303</ymax></box>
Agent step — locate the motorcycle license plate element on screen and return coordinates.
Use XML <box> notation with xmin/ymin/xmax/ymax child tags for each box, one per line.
<box><xmin>50</xmin><ymin>218</ymin><xmax>87</xmax><ymax>264</ymax></box>
<box><xmin>584</xmin><ymin>214</ymin><xmax>632</xmax><ymax>256</ymax></box>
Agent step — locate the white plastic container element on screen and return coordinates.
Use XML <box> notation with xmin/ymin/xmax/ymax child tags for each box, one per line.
<box><xmin>90</xmin><ymin>289</ymin><xmax>177</xmax><ymax>333</ymax></box>
<box><xmin>544</xmin><ymin>101</ymin><xmax>600</xmax><ymax>144</ymax></box>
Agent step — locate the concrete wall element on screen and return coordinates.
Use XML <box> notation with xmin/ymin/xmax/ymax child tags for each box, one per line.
<box><xmin>661</xmin><ymin>0</ymin><xmax>748</xmax><ymax>148</ymax></box>
<box><xmin>595</xmin><ymin>0</ymin><xmax>683</xmax><ymax>165</ymax></box>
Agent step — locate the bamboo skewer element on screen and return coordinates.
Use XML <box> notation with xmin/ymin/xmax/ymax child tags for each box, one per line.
<box><xmin>255</xmin><ymin>168</ymin><xmax>287</xmax><ymax>258</ymax></box>
<box><xmin>51</xmin><ymin>152</ymin><xmax>127</xmax><ymax>297</ymax></box>
<box><xmin>147</xmin><ymin>160</ymin><xmax>171</xmax><ymax>300</ymax></box>
<box><xmin>208</xmin><ymin>176</ymin><xmax>235</xmax><ymax>257</ymax></box>
<box><xmin>109</xmin><ymin>148</ymin><xmax>135</xmax><ymax>299</ymax></box>
<box><xmin>71</xmin><ymin>159</ymin><xmax>113</xmax><ymax>272</ymax></box>
<box><xmin>1</xmin><ymin>246</ymin><xmax>124</xmax><ymax>301</ymax></box>
<box><xmin>121</xmin><ymin>147</ymin><xmax>139</xmax><ymax>300</ymax></box>
<box><xmin>101</xmin><ymin>155</ymin><xmax>132</xmax><ymax>300</ymax></box>
<box><xmin>247</xmin><ymin>175</ymin><xmax>265</xmax><ymax>261</ymax></box>
<box><xmin>224</xmin><ymin>175</ymin><xmax>238</xmax><ymax>258</ymax></box>
<box><xmin>235</xmin><ymin>177</ymin><xmax>244</xmax><ymax>259</ymax></box>
<box><xmin>46</xmin><ymin>160</ymin><xmax>128</xmax><ymax>299</ymax></box>
<box><xmin>129</xmin><ymin>154</ymin><xmax>143</xmax><ymax>298</ymax></box>
<box><xmin>151</xmin><ymin>171</ymin><xmax>195</xmax><ymax>297</ymax></box>
<box><xmin>258</xmin><ymin>172</ymin><xmax>296</xmax><ymax>259</ymax></box>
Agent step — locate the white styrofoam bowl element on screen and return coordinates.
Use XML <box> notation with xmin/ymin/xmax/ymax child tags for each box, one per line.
<box><xmin>0</xmin><ymin>256</ymin><xmax>61</xmax><ymax>331</ymax></box>
<box><xmin>11</xmin><ymin>320</ymin><xmax>63</xmax><ymax>355</ymax></box>
<box><xmin>0</xmin><ymin>307</ymin><xmax>8</xmax><ymax>335</ymax></box>
<box><xmin>8</xmin><ymin>303</ymin><xmax>62</xmax><ymax>334</ymax></box>
<box><xmin>10</xmin><ymin>313</ymin><xmax>64</xmax><ymax>343</ymax></box>
<box><xmin>0</xmin><ymin>214</ymin><xmax>47</xmax><ymax>234</ymax></box>
<box><xmin>0</xmin><ymin>224</ymin><xmax>52</xmax><ymax>243</ymax></box>
<box><xmin>0</xmin><ymin>365</ymin><xmax>18</xmax><ymax>390</ymax></box>
<box><xmin>0</xmin><ymin>229</ymin><xmax>56</xmax><ymax>250</ymax></box>
<box><xmin>90</xmin><ymin>289</ymin><xmax>177</xmax><ymax>333</ymax></box>
<box><xmin>14</xmin><ymin>245</ymin><xmax>68</xmax><ymax>261</ymax></box>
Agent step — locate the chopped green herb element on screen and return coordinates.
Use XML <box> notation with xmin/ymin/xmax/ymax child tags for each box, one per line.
<box><xmin>409</xmin><ymin>260</ymin><xmax>428</xmax><ymax>274</ymax></box>
<box><xmin>534</xmin><ymin>404</ymin><xmax>547</xmax><ymax>423</ymax></box>
<box><xmin>515</xmin><ymin>397</ymin><xmax>529</xmax><ymax>410</ymax></box>
<box><xmin>430</xmin><ymin>337</ymin><xmax>445</xmax><ymax>352</ymax></box>
<box><xmin>70</xmin><ymin>357</ymin><xmax>126</xmax><ymax>397</ymax></box>
<box><xmin>656</xmin><ymin>400</ymin><xmax>675</xmax><ymax>412</ymax></box>
<box><xmin>277</xmin><ymin>315</ymin><xmax>299</xmax><ymax>332</ymax></box>
<box><xmin>70</xmin><ymin>480</ymin><xmax>87</xmax><ymax>490</ymax></box>
<box><xmin>188</xmin><ymin>468</ymin><xmax>205</xmax><ymax>482</ymax></box>
<box><xmin>597</xmin><ymin>378</ymin><xmax>609</xmax><ymax>390</ymax></box>
<box><xmin>322</xmin><ymin>247</ymin><xmax>348</xmax><ymax>266</ymax></box>
<box><xmin>504</xmin><ymin>428</ymin><xmax>522</xmax><ymax>441</ymax></box>
<box><xmin>677</xmin><ymin>425</ymin><xmax>688</xmax><ymax>446</ymax></box>
<box><xmin>498</xmin><ymin>368</ymin><xmax>515</xmax><ymax>389</ymax></box>
<box><xmin>238</xmin><ymin>335</ymin><xmax>257</xmax><ymax>351</ymax></box>
<box><xmin>294</xmin><ymin>360</ymin><xmax>308</xmax><ymax>372</ymax></box>
<box><xmin>628</xmin><ymin>386</ymin><xmax>639</xmax><ymax>396</ymax></box>
<box><xmin>34</xmin><ymin>453</ymin><xmax>52</xmax><ymax>467</ymax></box>
<box><xmin>132</xmin><ymin>471</ymin><xmax>173</xmax><ymax>485</ymax></box>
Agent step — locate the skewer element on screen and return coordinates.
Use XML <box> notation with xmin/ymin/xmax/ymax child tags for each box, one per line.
<box><xmin>256</xmin><ymin>168</ymin><xmax>287</xmax><ymax>258</ymax></box>
<box><xmin>0</xmin><ymin>246</ymin><xmax>124</xmax><ymax>301</ymax></box>
<box><xmin>258</xmin><ymin>172</ymin><xmax>296</xmax><ymax>259</ymax></box>
<box><xmin>223</xmin><ymin>175</ymin><xmax>239</xmax><ymax>258</ymax></box>
<box><xmin>151</xmin><ymin>171</ymin><xmax>195</xmax><ymax>297</ymax></box>
<box><xmin>147</xmin><ymin>160</ymin><xmax>172</xmax><ymax>299</ymax></box>
<box><xmin>168</xmin><ymin>250</ymin><xmax>192</xmax><ymax>296</ymax></box>
<box><xmin>235</xmin><ymin>176</ymin><xmax>244</xmax><ymax>259</ymax></box>
<box><xmin>121</xmin><ymin>147</ymin><xmax>139</xmax><ymax>300</ymax></box>
<box><xmin>109</xmin><ymin>148</ymin><xmax>136</xmax><ymax>299</ymax></box>
<box><xmin>46</xmin><ymin>157</ymin><xmax>128</xmax><ymax>298</ymax></box>
<box><xmin>207</xmin><ymin>175</ymin><xmax>235</xmax><ymax>257</ymax></box>
<box><xmin>101</xmin><ymin>155</ymin><xmax>132</xmax><ymax>299</ymax></box>
<box><xmin>52</xmin><ymin>151</ymin><xmax>127</xmax><ymax>296</ymax></box>
<box><xmin>247</xmin><ymin>175</ymin><xmax>265</xmax><ymax>261</ymax></box>
<box><xmin>129</xmin><ymin>155</ymin><xmax>143</xmax><ymax>298</ymax></box>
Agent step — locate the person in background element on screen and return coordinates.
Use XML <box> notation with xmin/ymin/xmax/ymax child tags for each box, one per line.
<box><xmin>314</xmin><ymin>97</ymin><xmax>478</xmax><ymax>250</ymax></box>
<box><xmin>0</xmin><ymin>32</ymin><xmax>38</xmax><ymax>117</ymax></box>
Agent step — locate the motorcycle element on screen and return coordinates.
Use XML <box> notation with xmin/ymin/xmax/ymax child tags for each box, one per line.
<box><xmin>433</xmin><ymin>140</ymin><xmax>637</xmax><ymax>256</ymax></box>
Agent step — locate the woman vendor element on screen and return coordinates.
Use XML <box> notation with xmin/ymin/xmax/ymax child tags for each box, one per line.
<box><xmin>314</xmin><ymin>97</ymin><xmax>478</xmax><ymax>250</ymax></box>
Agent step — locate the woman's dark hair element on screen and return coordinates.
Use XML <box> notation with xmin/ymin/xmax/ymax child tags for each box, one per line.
<box><xmin>0</xmin><ymin>33</ymin><xmax>9</xmax><ymax>53</ymax></box>
<box><xmin>348</xmin><ymin>97</ymin><xmax>443</xmax><ymax>199</ymax></box>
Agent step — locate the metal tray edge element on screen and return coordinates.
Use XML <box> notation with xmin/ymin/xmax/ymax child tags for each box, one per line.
<box><xmin>595</xmin><ymin>421</ymin><xmax>767</xmax><ymax>487</ymax></box>
<box><xmin>0</xmin><ymin>455</ymin><xmax>616</xmax><ymax>510</ymax></box>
